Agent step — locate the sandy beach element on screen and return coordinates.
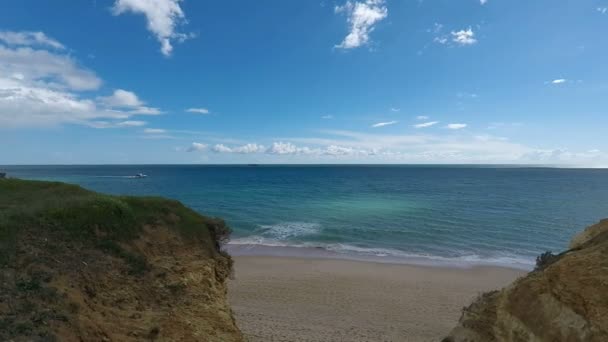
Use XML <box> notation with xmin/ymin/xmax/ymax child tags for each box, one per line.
<box><xmin>228</xmin><ymin>256</ymin><xmax>524</xmax><ymax>342</ymax></box>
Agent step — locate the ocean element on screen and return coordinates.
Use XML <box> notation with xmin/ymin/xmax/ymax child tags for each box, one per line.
<box><xmin>3</xmin><ymin>165</ymin><xmax>608</xmax><ymax>269</ymax></box>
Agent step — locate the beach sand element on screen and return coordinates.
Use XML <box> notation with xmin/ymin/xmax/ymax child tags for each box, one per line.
<box><xmin>228</xmin><ymin>256</ymin><xmax>525</xmax><ymax>342</ymax></box>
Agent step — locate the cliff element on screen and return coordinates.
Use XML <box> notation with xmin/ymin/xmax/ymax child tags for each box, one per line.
<box><xmin>0</xmin><ymin>179</ymin><xmax>243</xmax><ymax>341</ymax></box>
<box><xmin>444</xmin><ymin>219</ymin><xmax>608</xmax><ymax>342</ymax></box>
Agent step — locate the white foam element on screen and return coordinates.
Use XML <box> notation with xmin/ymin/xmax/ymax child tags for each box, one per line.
<box><xmin>228</xmin><ymin>238</ymin><xmax>535</xmax><ymax>270</ymax></box>
<box><xmin>256</xmin><ymin>222</ymin><xmax>321</xmax><ymax>240</ymax></box>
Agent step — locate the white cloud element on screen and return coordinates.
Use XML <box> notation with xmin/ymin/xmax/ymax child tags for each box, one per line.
<box><xmin>324</xmin><ymin>145</ymin><xmax>368</xmax><ymax>156</ymax></box>
<box><xmin>187</xmin><ymin>142</ymin><xmax>207</xmax><ymax>152</ymax></box>
<box><xmin>185</xmin><ymin>131</ymin><xmax>606</xmax><ymax>165</ymax></box>
<box><xmin>321</xmin><ymin>115</ymin><xmax>334</xmax><ymax>119</ymax></box>
<box><xmin>451</xmin><ymin>28</ymin><xmax>477</xmax><ymax>46</ymax></box>
<box><xmin>88</xmin><ymin>120</ymin><xmax>148</xmax><ymax>129</ymax></box>
<box><xmin>129</xmin><ymin>107</ymin><xmax>162</xmax><ymax>115</ymax></box>
<box><xmin>480</xmin><ymin>0</ymin><xmax>488</xmax><ymax>4</ymax></box>
<box><xmin>372</xmin><ymin>120</ymin><xmax>398</xmax><ymax>128</ymax></box>
<box><xmin>99</xmin><ymin>89</ymin><xmax>143</xmax><ymax>107</ymax></box>
<box><xmin>446</xmin><ymin>123</ymin><xmax>467</xmax><ymax>130</ymax></box>
<box><xmin>98</xmin><ymin>89</ymin><xmax>161</xmax><ymax>115</ymax></box>
<box><xmin>234</xmin><ymin>143</ymin><xmax>265</xmax><ymax>154</ymax></box>
<box><xmin>390</xmin><ymin>107</ymin><xmax>400</xmax><ymax>112</ymax></box>
<box><xmin>117</xmin><ymin>120</ymin><xmax>147</xmax><ymax>127</ymax></box>
<box><xmin>266</xmin><ymin>142</ymin><xmax>300</xmax><ymax>155</ymax></box>
<box><xmin>520</xmin><ymin>149</ymin><xmax>608</xmax><ymax>167</ymax></box>
<box><xmin>335</xmin><ymin>0</ymin><xmax>388</xmax><ymax>49</ymax></box>
<box><xmin>598</xmin><ymin>7</ymin><xmax>608</xmax><ymax>14</ymax></box>
<box><xmin>416</xmin><ymin>115</ymin><xmax>429</xmax><ymax>120</ymax></box>
<box><xmin>0</xmin><ymin>80</ymin><xmax>125</xmax><ymax>127</ymax></box>
<box><xmin>0</xmin><ymin>45</ymin><xmax>101</xmax><ymax>91</ymax></box>
<box><xmin>212</xmin><ymin>143</ymin><xmax>264</xmax><ymax>154</ymax></box>
<box><xmin>263</xmin><ymin>142</ymin><xmax>370</xmax><ymax>157</ymax></box>
<box><xmin>212</xmin><ymin>144</ymin><xmax>233</xmax><ymax>153</ymax></box>
<box><xmin>143</xmin><ymin>128</ymin><xmax>166</xmax><ymax>134</ymax></box>
<box><xmin>289</xmin><ymin>130</ymin><xmax>533</xmax><ymax>163</ymax></box>
<box><xmin>112</xmin><ymin>0</ymin><xmax>192</xmax><ymax>56</ymax></box>
<box><xmin>0</xmin><ymin>31</ymin><xmax>161</xmax><ymax>128</ymax></box>
<box><xmin>0</xmin><ymin>31</ymin><xmax>64</xmax><ymax>49</ymax></box>
<box><xmin>551</xmin><ymin>79</ymin><xmax>567</xmax><ymax>84</ymax></box>
<box><xmin>186</xmin><ymin>107</ymin><xmax>210</xmax><ymax>114</ymax></box>
<box><xmin>414</xmin><ymin>121</ymin><xmax>439</xmax><ymax>128</ymax></box>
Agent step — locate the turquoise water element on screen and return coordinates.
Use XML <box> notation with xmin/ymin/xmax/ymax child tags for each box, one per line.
<box><xmin>4</xmin><ymin>165</ymin><xmax>608</xmax><ymax>269</ymax></box>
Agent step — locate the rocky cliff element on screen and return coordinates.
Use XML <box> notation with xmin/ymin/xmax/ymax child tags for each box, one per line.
<box><xmin>0</xmin><ymin>179</ymin><xmax>243</xmax><ymax>341</ymax></box>
<box><xmin>444</xmin><ymin>219</ymin><xmax>608</xmax><ymax>342</ymax></box>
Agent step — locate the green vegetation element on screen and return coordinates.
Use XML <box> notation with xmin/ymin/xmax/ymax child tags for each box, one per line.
<box><xmin>534</xmin><ymin>250</ymin><xmax>560</xmax><ymax>271</ymax></box>
<box><xmin>0</xmin><ymin>178</ymin><xmax>232</xmax><ymax>269</ymax></box>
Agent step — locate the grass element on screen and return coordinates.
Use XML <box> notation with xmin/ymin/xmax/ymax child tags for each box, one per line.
<box><xmin>0</xmin><ymin>178</ymin><xmax>231</xmax><ymax>268</ymax></box>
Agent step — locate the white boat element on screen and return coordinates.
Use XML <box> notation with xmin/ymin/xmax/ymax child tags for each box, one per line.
<box><xmin>134</xmin><ymin>173</ymin><xmax>147</xmax><ymax>178</ymax></box>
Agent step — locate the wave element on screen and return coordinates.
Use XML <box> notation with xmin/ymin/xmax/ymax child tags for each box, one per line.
<box><xmin>228</xmin><ymin>237</ymin><xmax>535</xmax><ymax>270</ymax></box>
<box><xmin>254</xmin><ymin>222</ymin><xmax>321</xmax><ymax>240</ymax></box>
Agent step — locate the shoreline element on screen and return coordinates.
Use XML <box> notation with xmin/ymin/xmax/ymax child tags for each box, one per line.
<box><xmin>226</xmin><ymin>242</ymin><xmax>534</xmax><ymax>271</ymax></box>
<box><xmin>228</xmin><ymin>255</ymin><xmax>525</xmax><ymax>341</ymax></box>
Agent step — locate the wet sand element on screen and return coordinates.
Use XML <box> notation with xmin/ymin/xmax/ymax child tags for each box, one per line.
<box><xmin>228</xmin><ymin>256</ymin><xmax>524</xmax><ymax>342</ymax></box>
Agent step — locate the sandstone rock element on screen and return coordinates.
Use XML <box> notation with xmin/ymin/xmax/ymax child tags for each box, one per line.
<box><xmin>444</xmin><ymin>219</ymin><xmax>608</xmax><ymax>342</ymax></box>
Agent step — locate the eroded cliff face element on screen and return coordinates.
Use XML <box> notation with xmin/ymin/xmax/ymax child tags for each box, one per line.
<box><xmin>1</xmin><ymin>224</ymin><xmax>243</xmax><ymax>342</ymax></box>
<box><xmin>0</xmin><ymin>179</ymin><xmax>244</xmax><ymax>341</ymax></box>
<box><xmin>444</xmin><ymin>219</ymin><xmax>608</xmax><ymax>342</ymax></box>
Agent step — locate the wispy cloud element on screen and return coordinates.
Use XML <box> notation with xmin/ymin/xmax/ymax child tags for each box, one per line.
<box><xmin>112</xmin><ymin>0</ymin><xmax>194</xmax><ymax>56</ymax></box>
<box><xmin>334</xmin><ymin>0</ymin><xmax>388</xmax><ymax>49</ymax></box>
<box><xmin>457</xmin><ymin>92</ymin><xmax>478</xmax><ymax>99</ymax></box>
<box><xmin>0</xmin><ymin>31</ymin><xmax>64</xmax><ymax>49</ymax></box>
<box><xmin>480</xmin><ymin>0</ymin><xmax>488</xmax><ymax>5</ymax></box>
<box><xmin>551</xmin><ymin>79</ymin><xmax>567</xmax><ymax>84</ymax></box>
<box><xmin>274</xmin><ymin>130</ymin><xmax>532</xmax><ymax>162</ymax></box>
<box><xmin>187</xmin><ymin>108</ymin><xmax>210</xmax><ymax>114</ymax></box>
<box><xmin>143</xmin><ymin>128</ymin><xmax>166</xmax><ymax>134</ymax></box>
<box><xmin>446</xmin><ymin>123</ymin><xmax>467</xmax><ymax>130</ymax></box>
<box><xmin>416</xmin><ymin>115</ymin><xmax>429</xmax><ymax>120</ymax></box>
<box><xmin>118</xmin><ymin>120</ymin><xmax>147</xmax><ymax>127</ymax></box>
<box><xmin>432</xmin><ymin>25</ymin><xmax>477</xmax><ymax>47</ymax></box>
<box><xmin>187</xmin><ymin>142</ymin><xmax>208</xmax><ymax>152</ymax></box>
<box><xmin>179</xmin><ymin>129</ymin><xmax>606</xmax><ymax>165</ymax></box>
<box><xmin>390</xmin><ymin>107</ymin><xmax>400</xmax><ymax>112</ymax></box>
<box><xmin>372</xmin><ymin>120</ymin><xmax>398</xmax><ymax>128</ymax></box>
<box><xmin>451</xmin><ymin>28</ymin><xmax>477</xmax><ymax>46</ymax></box>
<box><xmin>598</xmin><ymin>7</ymin><xmax>608</xmax><ymax>14</ymax></box>
<box><xmin>321</xmin><ymin>115</ymin><xmax>334</xmax><ymax>119</ymax></box>
<box><xmin>487</xmin><ymin>122</ymin><xmax>523</xmax><ymax>130</ymax></box>
<box><xmin>414</xmin><ymin>121</ymin><xmax>439</xmax><ymax>128</ymax></box>
<box><xmin>434</xmin><ymin>36</ymin><xmax>448</xmax><ymax>45</ymax></box>
<box><xmin>88</xmin><ymin>120</ymin><xmax>147</xmax><ymax>129</ymax></box>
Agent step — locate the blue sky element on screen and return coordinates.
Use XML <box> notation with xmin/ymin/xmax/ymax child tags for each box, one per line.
<box><xmin>1</xmin><ymin>0</ymin><xmax>607</xmax><ymax>165</ymax></box>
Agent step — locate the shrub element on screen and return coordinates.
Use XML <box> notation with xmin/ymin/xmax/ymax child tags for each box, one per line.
<box><xmin>535</xmin><ymin>251</ymin><xmax>559</xmax><ymax>271</ymax></box>
<box><xmin>207</xmin><ymin>218</ymin><xmax>232</xmax><ymax>249</ymax></box>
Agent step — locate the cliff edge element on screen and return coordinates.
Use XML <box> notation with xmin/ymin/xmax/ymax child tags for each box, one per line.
<box><xmin>0</xmin><ymin>179</ymin><xmax>243</xmax><ymax>341</ymax></box>
<box><xmin>444</xmin><ymin>219</ymin><xmax>608</xmax><ymax>342</ymax></box>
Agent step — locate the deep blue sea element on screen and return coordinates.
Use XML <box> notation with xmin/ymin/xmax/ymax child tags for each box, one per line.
<box><xmin>3</xmin><ymin>165</ymin><xmax>608</xmax><ymax>269</ymax></box>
